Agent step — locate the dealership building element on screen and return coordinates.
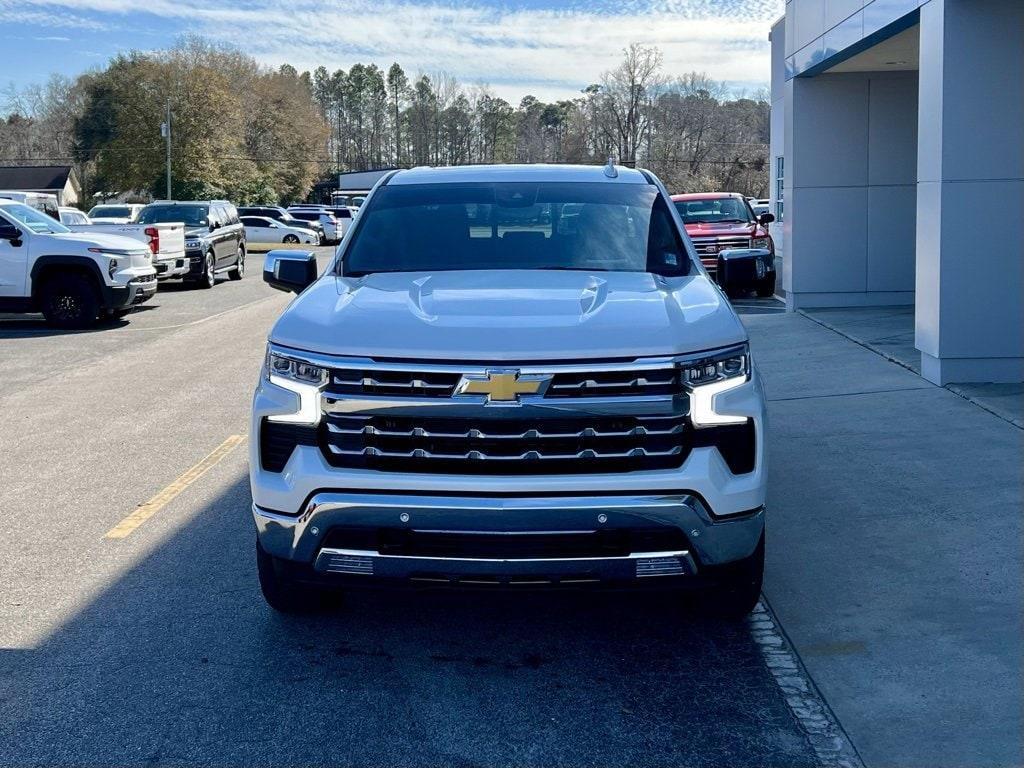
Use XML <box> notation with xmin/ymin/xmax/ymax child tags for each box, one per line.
<box><xmin>769</xmin><ymin>0</ymin><xmax>1023</xmax><ymax>384</ymax></box>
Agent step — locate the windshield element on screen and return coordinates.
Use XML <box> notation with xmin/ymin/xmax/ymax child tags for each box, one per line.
<box><xmin>1</xmin><ymin>202</ymin><xmax>70</xmax><ymax>234</ymax></box>
<box><xmin>342</xmin><ymin>182</ymin><xmax>690</xmax><ymax>277</ymax></box>
<box><xmin>88</xmin><ymin>205</ymin><xmax>132</xmax><ymax>219</ymax></box>
<box><xmin>136</xmin><ymin>205</ymin><xmax>208</xmax><ymax>227</ymax></box>
<box><xmin>674</xmin><ymin>198</ymin><xmax>753</xmax><ymax>225</ymax></box>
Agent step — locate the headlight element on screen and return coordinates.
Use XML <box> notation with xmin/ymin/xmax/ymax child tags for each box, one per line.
<box><xmin>678</xmin><ymin>345</ymin><xmax>750</xmax><ymax>427</ymax></box>
<box><xmin>267</xmin><ymin>351</ymin><xmax>327</xmax><ymax>385</ymax></box>
<box><xmin>185</xmin><ymin>240</ymin><xmax>200</xmax><ymax>249</ymax></box>
<box><xmin>265</xmin><ymin>349</ymin><xmax>327</xmax><ymax>425</ymax></box>
<box><xmin>751</xmin><ymin>237</ymin><xmax>770</xmax><ymax>249</ymax></box>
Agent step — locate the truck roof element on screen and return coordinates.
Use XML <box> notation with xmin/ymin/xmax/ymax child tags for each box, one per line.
<box><xmin>388</xmin><ymin>164</ymin><xmax>650</xmax><ymax>186</ymax></box>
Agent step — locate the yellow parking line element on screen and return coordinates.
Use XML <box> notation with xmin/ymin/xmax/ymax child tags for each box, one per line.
<box><xmin>104</xmin><ymin>435</ymin><xmax>247</xmax><ymax>540</ymax></box>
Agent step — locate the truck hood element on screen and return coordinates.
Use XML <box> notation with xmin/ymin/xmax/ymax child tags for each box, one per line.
<box><xmin>270</xmin><ymin>270</ymin><xmax>747</xmax><ymax>361</ymax></box>
<box><xmin>48</xmin><ymin>231</ymin><xmax>149</xmax><ymax>252</ymax></box>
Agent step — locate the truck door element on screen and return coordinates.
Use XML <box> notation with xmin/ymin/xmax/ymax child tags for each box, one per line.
<box><xmin>0</xmin><ymin>209</ymin><xmax>29</xmax><ymax>298</ymax></box>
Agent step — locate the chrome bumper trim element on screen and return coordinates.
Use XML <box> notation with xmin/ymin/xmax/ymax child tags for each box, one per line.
<box><xmin>252</xmin><ymin>494</ymin><xmax>765</xmax><ymax>569</ymax></box>
<box><xmin>314</xmin><ymin>547</ymin><xmax>698</xmax><ymax>580</ymax></box>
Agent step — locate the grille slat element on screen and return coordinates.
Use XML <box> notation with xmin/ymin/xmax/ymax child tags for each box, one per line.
<box><xmin>327</xmin><ymin>366</ymin><xmax>680</xmax><ymax>400</ymax></box>
<box><xmin>325</xmin><ymin>420</ymin><xmax>684</xmax><ymax>440</ymax></box>
<box><xmin>327</xmin><ymin>444</ymin><xmax>684</xmax><ymax>461</ymax></box>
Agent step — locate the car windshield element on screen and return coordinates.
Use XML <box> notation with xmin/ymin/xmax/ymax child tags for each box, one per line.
<box><xmin>674</xmin><ymin>198</ymin><xmax>753</xmax><ymax>225</ymax></box>
<box><xmin>89</xmin><ymin>205</ymin><xmax>131</xmax><ymax>218</ymax></box>
<box><xmin>1</xmin><ymin>202</ymin><xmax>70</xmax><ymax>234</ymax></box>
<box><xmin>342</xmin><ymin>182</ymin><xmax>690</xmax><ymax>277</ymax></box>
<box><xmin>136</xmin><ymin>205</ymin><xmax>208</xmax><ymax>226</ymax></box>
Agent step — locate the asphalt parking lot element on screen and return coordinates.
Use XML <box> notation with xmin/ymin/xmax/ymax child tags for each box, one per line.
<box><xmin>0</xmin><ymin>253</ymin><xmax>844</xmax><ymax>767</ymax></box>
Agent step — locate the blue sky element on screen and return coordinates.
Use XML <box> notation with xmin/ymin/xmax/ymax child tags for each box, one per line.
<box><xmin>0</xmin><ymin>0</ymin><xmax>782</xmax><ymax>103</ymax></box>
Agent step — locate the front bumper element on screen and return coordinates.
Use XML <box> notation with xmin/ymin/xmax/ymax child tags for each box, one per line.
<box><xmin>105</xmin><ymin>274</ymin><xmax>158</xmax><ymax>308</ymax></box>
<box><xmin>253</xmin><ymin>493</ymin><xmax>764</xmax><ymax>585</ymax></box>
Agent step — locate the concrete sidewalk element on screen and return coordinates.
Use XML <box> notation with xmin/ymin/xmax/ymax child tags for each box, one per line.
<box><xmin>801</xmin><ymin>306</ymin><xmax>1024</xmax><ymax>427</ymax></box>
<box><xmin>745</xmin><ymin>312</ymin><xmax>1023</xmax><ymax>768</ymax></box>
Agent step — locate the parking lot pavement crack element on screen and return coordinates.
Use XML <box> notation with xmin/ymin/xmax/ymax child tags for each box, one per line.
<box><xmin>767</xmin><ymin>386</ymin><xmax>931</xmax><ymax>403</ymax></box>
<box><xmin>749</xmin><ymin>599</ymin><xmax>865</xmax><ymax>768</ymax></box>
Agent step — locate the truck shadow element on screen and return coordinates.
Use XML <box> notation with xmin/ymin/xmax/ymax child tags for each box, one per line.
<box><xmin>0</xmin><ymin>476</ymin><xmax>815</xmax><ymax>768</ymax></box>
<box><xmin>0</xmin><ymin>309</ymin><xmax>155</xmax><ymax>337</ymax></box>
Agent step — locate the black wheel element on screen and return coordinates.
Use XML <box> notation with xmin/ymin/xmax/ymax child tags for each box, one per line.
<box><xmin>256</xmin><ymin>539</ymin><xmax>339</xmax><ymax>614</ymax></box>
<box><xmin>198</xmin><ymin>251</ymin><xmax>216</xmax><ymax>289</ymax></box>
<box><xmin>283</xmin><ymin>234</ymin><xmax>299</xmax><ymax>244</ymax></box>
<box><xmin>229</xmin><ymin>248</ymin><xmax>245</xmax><ymax>281</ymax></box>
<box><xmin>756</xmin><ymin>275</ymin><xmax>776</xmax><ymax>298</ymax></box>
<box><xmin>40</xmin><ymin>273</ymin><xmax>101</xmax><ymax>329</ymax></box>
<box><xmin>696</xmin><ymin>533</ymin><xmax>764</xmax><ymax>620</ymax></box>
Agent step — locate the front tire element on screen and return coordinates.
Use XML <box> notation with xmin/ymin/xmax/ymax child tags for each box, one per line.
<box><xmin>696</xmin><ymin>533</ymin><xmax>764</xmax><ymax>620</ymax></box>
<box><xmin>198</xmin><ymin>252</ymin><xmax>216</xmax><ymax>289</ymax></box>
<box><xmin>756</xmin><ymin>275</ymin><xmax>776</xmax><ymax>298</ymax></box>
<box><xmin>256</xmin><ymin>539</ymin><xmax>338</xmax><ymax>614</ymax></box>
<box><xmin>282</xmin><ymin>234</ymin><xmax>299</xmax><ymax>244</ymax></box>
<box><xmin>40</xmin><ymin>273</ymin><xmax>101</xmax><ymax>329</ymax></box>
<box><xmin>228</xmin><ymin>248</ymin><xmax>245</xmax><ymax>281</ymax></box>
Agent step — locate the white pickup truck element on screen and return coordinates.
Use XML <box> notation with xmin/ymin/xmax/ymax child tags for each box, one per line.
<box><xmin>0</xmin><ymin>199</ymin><xmax>157</xmax><ymax>327</ymax></box>
<box><xmin>66</xmin><ymin>220</ymin><xmax>187</xmax><ymax>280</ymax></box>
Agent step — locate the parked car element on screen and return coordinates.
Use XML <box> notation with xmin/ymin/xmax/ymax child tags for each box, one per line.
<box><xmin>0</xmin><ymin>191</ymin><xmax>59</xmax><ymax>220</ymax></box>
<box><xmin>320</xmin><ymin>206</ymin><xmax>354</xmax><ymax>237</ymax></box>
<box><xmin>0</xmin><ymin>199</ymin><xmax>157</xmax><ymax>327</ymax></box>
<box><xmin>671</xmin><ymin>192</ymin><xmax>776</xmax><ymax>297</ymax></box>
<box><xmin>136</xmin><ymin>200</ymin><xmax>246</xmax><ymax>288</ymax></box>
<box><xmin>238</xmin><ymin>204</ymin><xmax>315</xmax><ymax>228</ymax></box>
<box><xmin>749</xmin><ymin>199</ymin><xmax>771</xmax><ymax>218</ymax></box>
<box><xmin>86</xmin><ymin>203</ymin><xmax>145</xmax><ymax>225</ymax></box>
<box><xmin>286</xmin><ymin>207</ymin><xmax>340</xmax><ymax>244</ymax></box>
<box><xmin>251</xmin><ymin>163</ymin><xmax>767</xmax><ymax>620</ymax></box>
<box><xmin>238</xmin><ymin>206</ymin><xmax>322</xmax><ymax>238</ymax></box>
<box><xmin>241</xmin><ymin>216</ymin><xmax>318</xmax><ymax>246</ymax></box>
<box><xmin>58</xmin><ymin>206</ymin><xmax>91</xmax><ymax>226</ymax></box>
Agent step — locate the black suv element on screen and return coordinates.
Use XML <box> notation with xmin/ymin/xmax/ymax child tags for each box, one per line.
<box><xmin>136</xmin><ymin>200</ymin><xmax>246</xmax><ymax>288</ymax></box>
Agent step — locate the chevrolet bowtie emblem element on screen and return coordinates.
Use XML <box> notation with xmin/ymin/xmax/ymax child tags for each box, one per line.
<box><xmin>455</xmin><ymin>370</ymin><xmax>550</xmax><ymax>403</ymax></box>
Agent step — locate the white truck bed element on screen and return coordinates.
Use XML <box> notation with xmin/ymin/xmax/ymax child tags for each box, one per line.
<box><xmin>69</xmin><ymin>222</ymin><xmax>187</xmax><ymax>278</ymax></box>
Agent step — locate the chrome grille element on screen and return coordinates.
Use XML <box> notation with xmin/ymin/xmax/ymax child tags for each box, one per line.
<box><xmin>690</xmin><ymin>236</ymin><xmax>752</xmax><ymax>273</ymax></box>
<box><xmin>547</xmin><ymin>368</ymin><xmax>678</xmax><ymax>397</ymax></box>
<box><xmin>329</xmin><ymin>370</ymin><xmax>460</xmax><ymax>398</ymax></box>
<box><xmin>321</xmin><ymin>413</ymin><xmax>689</xmax><ymax>474</ymax></box>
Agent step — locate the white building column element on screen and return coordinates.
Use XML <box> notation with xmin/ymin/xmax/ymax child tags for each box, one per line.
<box><xmin>783</xmin><ymin>68</ymin><xmax>918</xmax><ymax>309</ymax></box>
<box><xmin>915</xmin><ymin>0</ymin><xmax>1024</xmax><ymax>384</ymax></box>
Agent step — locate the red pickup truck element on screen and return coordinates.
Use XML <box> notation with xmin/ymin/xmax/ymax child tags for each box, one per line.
<box><xmin>671</xmin><ymin>192</ymin><xmax>776</xmax><ymax>297</ymax></box>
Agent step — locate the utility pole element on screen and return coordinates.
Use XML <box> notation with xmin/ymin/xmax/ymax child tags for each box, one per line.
<box><xmin>160</xmin><ymin>100</ymin><xmax>171</xmax><ymax>200</ymax></box>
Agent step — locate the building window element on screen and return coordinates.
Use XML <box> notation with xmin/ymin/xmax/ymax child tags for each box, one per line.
<box><xmin>775</xmin><ymin>156</ymin><xmax>784</xmax><ymax>221</ymax></box>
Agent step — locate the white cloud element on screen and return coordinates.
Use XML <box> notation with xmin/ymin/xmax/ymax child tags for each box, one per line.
<box><xmin>3</xmin><ymin>0</ymin><xmax>782</xmax><ymax>100</ymax></box>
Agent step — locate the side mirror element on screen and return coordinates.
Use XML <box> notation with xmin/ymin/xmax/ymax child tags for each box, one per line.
<box><xmin>209</xmin><ymin>221</ymin><xmax>219</xmax><ymax>232</ymax></box>
<box><xmin>0</xmin><ymin>222</ymin><xmax>23</xmax><ymax>245</ymax></box>
<box><xmin>758</xmin><ymin>212</ymin><xmax>775</xmax><ymax>225</ymax></box>
<box><xmin>264</xmin><ymin>250</ymin><xmax>317</xmax><ymax>294</ymax></box>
